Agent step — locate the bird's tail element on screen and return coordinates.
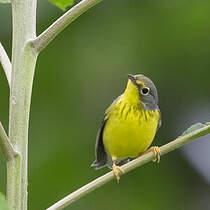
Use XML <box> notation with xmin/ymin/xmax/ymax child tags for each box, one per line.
<box><xmin>91</xmin><ymin>159</ymin><xmax>107</xmax><ymax>170</ymax></box>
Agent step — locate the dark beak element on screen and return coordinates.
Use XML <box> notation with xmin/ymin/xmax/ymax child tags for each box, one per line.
<box><xmin>128</xmin><ymin>74</ymin><xmax>136</xmax><ymax>84</ymax></box>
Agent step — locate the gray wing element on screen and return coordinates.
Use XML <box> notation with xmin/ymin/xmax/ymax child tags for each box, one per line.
<box><xmin>91</xmin><ymin>119</ymin><xmax>108</xmax><ymax>170</ymax></box>
<box><xmin>91</xmin><ymin>96</ymin><xmax>122</xmax><ymax>170</ymax></box>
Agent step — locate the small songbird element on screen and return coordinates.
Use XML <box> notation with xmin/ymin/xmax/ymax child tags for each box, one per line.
<box><xmin>91</xmin><ymin>74</ymin><xmax>161</xmax><ymax>182</ymax></box>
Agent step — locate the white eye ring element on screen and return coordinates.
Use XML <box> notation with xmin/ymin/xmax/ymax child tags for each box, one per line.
<box><xmin>141</xmin><ymin>87</ymin><xmax>150</xmax><ymax>95</ymax></box>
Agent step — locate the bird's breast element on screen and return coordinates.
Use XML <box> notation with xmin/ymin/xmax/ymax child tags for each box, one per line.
<box><xmin>103</xmin><ymin>101</ymin><xmax>160</xmax><ymax>159</ymax></box>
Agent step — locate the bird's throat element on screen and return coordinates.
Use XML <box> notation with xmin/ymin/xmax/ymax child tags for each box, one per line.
<box><xmin>122</xmin><ymin>80</ymin><xmax>140</xmax><ymax>106</ymax></box>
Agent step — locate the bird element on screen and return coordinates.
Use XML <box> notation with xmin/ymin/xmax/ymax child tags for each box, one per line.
<box><xmin>91</xmin><ymin>74</ymin><xmax>161</xmax><ymax>182</ymax></box>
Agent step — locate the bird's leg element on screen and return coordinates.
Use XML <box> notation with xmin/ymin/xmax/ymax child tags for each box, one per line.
<box><xmin>139</xmin><ymin>146</ymin><xmax>161</xmax><ymax>163</ymax></box>
<box><xmin>112</xmin><ymin>161</ymin><xmax>124</xmax><ymax>183</ymax></box>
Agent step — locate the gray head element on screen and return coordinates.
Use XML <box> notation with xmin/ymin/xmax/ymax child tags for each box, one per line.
<box><xmin>128</xmin><ymin>74</ymin><xmax>158</xmax><ymax>110</ymax></box>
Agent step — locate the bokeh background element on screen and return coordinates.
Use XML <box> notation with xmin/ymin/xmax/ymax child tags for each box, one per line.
<box><xmin>0</xmin><ymin>0</ymin><xmax>210</xmax><ymax>209</ymax></box>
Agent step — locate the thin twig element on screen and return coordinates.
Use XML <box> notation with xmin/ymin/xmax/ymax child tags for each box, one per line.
<box><xmin>0</xmin><ymin>122</ymin><xmax>18</xmax><ymax>161</ymax></box>
<box><xmin>32</xmin><ymin>0</ymin><xmax>102</xmax><ymax>53</ymax></box>
<box><xmin>47</xmin><ymin>124</ymin><xmax>210</xmax><ymax>210</ymax></box>
<box><xmin>0</xmin><ymin>42</ymin><xmax>11</xmax><ymax>88</ymax></box>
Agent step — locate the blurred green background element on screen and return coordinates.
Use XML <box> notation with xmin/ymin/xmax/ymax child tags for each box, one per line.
<box><xmin>1</xmin><ymin>0</ymin><xmax>210</xmax><ymax>209</ymax></box>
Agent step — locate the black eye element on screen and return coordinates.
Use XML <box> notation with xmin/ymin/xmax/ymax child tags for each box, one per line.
<box><xmin>141</xmin><ymin>87</ymin><xmax>149</xmax><ymax>95</ymax></box>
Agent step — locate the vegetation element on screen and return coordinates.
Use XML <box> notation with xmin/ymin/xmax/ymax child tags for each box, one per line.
<box><xmin>0</xmin><ymin>0</ymin><xmax>210</xmax><ymax>210</ymax></box>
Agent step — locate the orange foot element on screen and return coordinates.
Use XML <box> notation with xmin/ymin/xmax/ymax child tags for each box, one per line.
<box><xmin>112</xmin><ymin>162</ymin><xmax>124</xmax><ymax>183</ymax></box>
<box><xmin>140</xmin><ymin>146</ymin><xmax>161</xmax><ymax>163</ymax></box>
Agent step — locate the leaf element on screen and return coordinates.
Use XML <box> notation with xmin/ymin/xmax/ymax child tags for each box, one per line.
<box><xmin>0</xmin><ymin>0</ymin><xmax>10</xmax><ymax>3</ymax></box>
<box><xmin>181</xmin><ymin>122</ymin><xmax>210</xmax><ymax>136</ymax></box>
<box><xmin>49</xmin><ymin>0</ymin><xmax>74</xmax><ymax>10</ymax></box>
<box><xmin>0</xmin><ymin>192</ymin><xmax>10</xmax><ymax>210</ymax></box>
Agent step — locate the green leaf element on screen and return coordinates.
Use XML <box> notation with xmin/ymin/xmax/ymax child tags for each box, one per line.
<box><xmin>0</xmin><ymin>0</ymin><xmax>11</xmax><ymax>3</ymax></box>
<box><xmin>181</xmin><ymin>122</ymin><xmax>210</xmax><ymax>136</ymax></box>
<box><xmin>0</xmin><ymin>192</ymin><xmax>10</xmax><ymax>210</ymax></box>
<box><xmin>49</xmin><ymin>0</ymin><xmax>74</xmax><ymax>10</ymax></box>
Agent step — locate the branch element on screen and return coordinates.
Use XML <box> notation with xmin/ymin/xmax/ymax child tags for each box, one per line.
<box><xmin>47</xmin><ymin>124</ymin><xmax>210</xmax><ymax>210</ymax></box>
<box><xmin>0</xmin><ymin>122</ymin><xmax>18</xmax><ymax>161</ymax></box>
<box><xmin>0</xmin><ymin>42</ymin><xmax>11</xmax><ymax>88</ymax></box>
<box><xmin>32</xmin><ymin>0</ymin><xmax>102</xmax><ymax>53</ymax></box>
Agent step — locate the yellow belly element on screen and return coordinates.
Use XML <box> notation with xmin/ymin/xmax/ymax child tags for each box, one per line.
<box><xmin>103</xmin><ymin>105</ymin><xmax>159</xmax><ymax>160</ymax></box>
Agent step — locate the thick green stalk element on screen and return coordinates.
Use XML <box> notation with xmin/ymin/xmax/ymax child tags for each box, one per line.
<box><xmin>8</xmin><ymin>0</ymin><xmax>37</xmax><ymax>209</ymax></box>
<box><xmin>6</xmin><ymin>0</ymin><xmax>102</xmax><ymax>209</ymax></box>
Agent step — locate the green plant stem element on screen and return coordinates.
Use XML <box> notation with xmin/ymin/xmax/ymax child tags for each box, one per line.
<box><xmin>8</xmin><ymin>0</ymin><xmax>37</xmax><ymax>209</ymax></box>
<box><xmin>0</xmin><ymin>41</ymin><xmax>11</xmax><ymax>87</ymax></box>
<box><xmin>32</xmin><ymin>0</ymin><xmax>102</xmax><ymax>53</ymax></box>
<box><xmin>47</xmin><ymin>124</ymin><xmax>210</xmax><ymax>210</ymax></box>
<box><xmin>6</xmin><ymin>0</ymin><xmax>102</xmax><ymax>209</ymax></box>
<box><xmin>0</xmin><ymin>122</ymin><xmax>18</xmax><ymax>161</ymax></box>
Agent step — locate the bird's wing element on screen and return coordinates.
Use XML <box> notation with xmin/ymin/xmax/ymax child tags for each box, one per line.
<box><xmin>91</xmin><ymin>96</ymin><xmax>121</xmax><ymax>170</ymax></box>
<box><xmin>91</xmin><ymin>119</ymin><xmax>108</xmax><ymax>169</ymax></box>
